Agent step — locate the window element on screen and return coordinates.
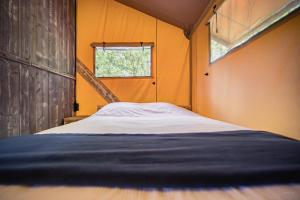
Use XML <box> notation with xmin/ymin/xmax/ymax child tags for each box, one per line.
<box><xmin>209</xmin><ymin>0</ymin><xmax>300</xmax><ymax>63</ymax></box>
<box><xmin>93</xmin><ymin>43</ymin><xmax>153</xmax><ymax>78</ymax></box>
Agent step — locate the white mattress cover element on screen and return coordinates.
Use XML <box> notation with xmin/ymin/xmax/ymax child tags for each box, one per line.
<box><xmin>38</xmin><ymin>102</ymin><xmax>249</xmax><ymax>134</ymax></box>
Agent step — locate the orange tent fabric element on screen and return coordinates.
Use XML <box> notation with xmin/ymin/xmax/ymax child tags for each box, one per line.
<box><xmin>76</xmin><ymin>0</ymin><xmax>190</xmax><ymax>115</ymax></box>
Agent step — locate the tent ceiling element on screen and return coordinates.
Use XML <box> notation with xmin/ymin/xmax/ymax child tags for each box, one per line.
<box><xmin>115</xmin><ymin>0</ymin><xmax>212</xmax><ymax>32</ymax></box>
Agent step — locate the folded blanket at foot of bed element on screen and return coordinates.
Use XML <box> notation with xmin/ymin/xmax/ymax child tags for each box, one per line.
<box><xmin>0</xmin><ymin>130</ymin><xmax>299</xmax><ymax>188</ymax></box>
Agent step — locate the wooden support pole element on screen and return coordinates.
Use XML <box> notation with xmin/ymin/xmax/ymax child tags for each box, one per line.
<box><xmin>76</xmin><ymin>59</ymin><xmax>120</xmax><ymax>103</ymax></box>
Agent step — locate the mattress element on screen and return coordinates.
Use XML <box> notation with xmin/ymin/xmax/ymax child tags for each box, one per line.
<box><xmin>1</xmin><ymin>102</ymin><xmax>299</xmax><ymax>200</ymax></box>
<box><xmin>38</xmin><ymin>102</ymin><xmax>249</xmax><ymax>134</ymax></box>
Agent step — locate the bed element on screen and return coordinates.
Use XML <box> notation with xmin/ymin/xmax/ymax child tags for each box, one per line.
<box><xmin>0</xmin><ymin>102</ymin><xmax>300</xmax><ymax>200</ymax></box>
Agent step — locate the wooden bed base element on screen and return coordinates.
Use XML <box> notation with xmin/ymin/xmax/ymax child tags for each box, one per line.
<box><xmin>1</xmin><ymin>185</ymin><xmax>299</xmax><ymax>200</ymax></box>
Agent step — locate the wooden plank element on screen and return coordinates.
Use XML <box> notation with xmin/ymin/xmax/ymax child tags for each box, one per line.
<box><xmin>67</xmin><ymin>79</ymin><xmax>75</xmax><ymax>117</ymax></box>
<box><xmin>7</xmin><ymin>0</ymin><xmax>19</xmax><ymax>56</ymax></box>
<box><xmin>28</xmin><ymin>67</ymin><xmax>38</xmax><ymax>132</ymax></box>
<box><xmin>64</xmin><ymin>78</ymin><xmax>70</xmax><ymax>118</ymax></box>
<box><xmin>0</xmin><ymin>59</ymin><xmax>10</xmax><ymax>138</ymax></box>
<box><xmin>76</xmin><ymin>59</ymin><xmax>120</xmax><ymax>103</ymax></box>
<box><xmin>91</xmin><ymin>42</ymin><xmax>155</xmax><ymax>48</ymax></box>
<box><xmin>20</xmin><ymin>64</ymin><xmax>30</xmax><ymax>134</ymax></box>
<box><xmin>8</xmin><ymin>61</ymin><xmax>20</xmax><ymax>137</ymax></box>
<box><xmin>0</xmin><ymin>59</ymin><xmax>20</xmax><ymax>137</ymax></box>
<box><xmin>28</xmin><ymin>67</ymin><xmax>49</xmax><ymax>133</ymax></box>
<box><xmin>48</xmin><ymin>73</ymin><xmax>60</xmax><ymax>128</ymax></box>
<box><xmin>58</xmin><ymin>76</ymin><xmax>65</xmax><ymax>125</ymax></box>
<box><xmin>31</xmin><ymin>0</ymin><xmax>49</xmax><ymax>67</ymax></box>
<box><xmin>19</xmin><ymin>0</ymin><xmax>32</xmax><ymax>60</ymax></box>
<box><xmin>40</xmin><ymin>70</ymin><xmax>49</xmax><ymax>131</ymax></box>
<box><xmin>48</xmin><ymin>0</ymin><xmax>59</xmax><ymax>70</ymax></box>
<box><xmin>68</xmin><ymin>0</ymin><xmax>76</xmax><ymax>76</ymax></box>
<box><xmin>68</xmin><ymin>29</ymin><xmax>75</xmax><ymax>75</ymax></box>
<box><xmin>0</xmin><ymin>0</ymin><xmax>9</xmax><ymax>52</ymax></box>
<box><xmin>69</xmin><ymin>79</ymin><xmax>75</xmax><ymax>117</ymax></box>
<box><xmin>64</xmin><ymin>115</ymin><xmax>89</xmax><ymax>124</ymax></box>
<box><xmin>69</xmin><ymin>32</ymin><xmax>75</xmax><ymax>75</ymax></box>
<box><xmin>62</xmin><ymin>0</ymin><xmax>68</xmax><ymax>74</ymax></box>
<box><xmin>0</xmin><ymin>0</ymin><xmax>20</xmax><ymax>56</ymax></box>
<box><xmin>57</xmin><ymin>0</ymin><xmax>63</xmax><ymax>73</ymax></box>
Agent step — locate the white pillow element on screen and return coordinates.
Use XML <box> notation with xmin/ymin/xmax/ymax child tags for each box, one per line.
<box><xmin>94</xmin><ymin>102</ymin><xmax>197</xmax><ymax>117</ymax></box>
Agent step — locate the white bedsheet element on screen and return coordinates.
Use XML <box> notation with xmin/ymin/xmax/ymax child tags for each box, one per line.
<box><xmin>38</xmin><ymin>102</ymin><xmax>249</xmax><ymax>134</ymax></box>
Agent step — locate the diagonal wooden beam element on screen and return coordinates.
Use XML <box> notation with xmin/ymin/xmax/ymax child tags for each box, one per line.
<box><xmin>76</xmin><ymin>59</ymin><xmax>120</xmax><ymax>103</ymax></box>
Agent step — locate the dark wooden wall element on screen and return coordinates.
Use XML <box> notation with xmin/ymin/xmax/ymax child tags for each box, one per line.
<box><xmin>0</xmin><ymin>0</ymin><xmax>76</xmax><ymax>138</ymax></box>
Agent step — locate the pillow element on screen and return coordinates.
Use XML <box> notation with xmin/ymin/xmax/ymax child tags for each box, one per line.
<box><xmin>94</xmin><ymin>102</ymin><xmax>197</xmax><ymax>117</ymax></box>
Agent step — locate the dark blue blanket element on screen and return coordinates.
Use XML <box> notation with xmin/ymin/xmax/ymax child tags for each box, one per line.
<box><xmin>0</xmin><ymin>130</ymin><xmax>300</xmax><ymax>188</ymax></box>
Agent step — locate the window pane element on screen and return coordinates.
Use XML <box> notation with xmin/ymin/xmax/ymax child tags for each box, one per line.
<box><xmin>210</xmin><ymin>0</ymin><xmax>300</xmax><ymax>63</ymax></box>
<box><xmin>95</xmin><ymin>46</ymin><xmax>152</xmax><ymax>78</ymax></box>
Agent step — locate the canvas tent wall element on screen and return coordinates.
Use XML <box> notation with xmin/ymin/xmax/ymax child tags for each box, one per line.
<box><xmin>76</xmin><ymin>0</ymin><xmax>190</xmax><ymax>115</ymax></box>
<box><xmin>191</xmin><ymin>1</ymin><xmax>300</xmax><ymax>140</ymax></box>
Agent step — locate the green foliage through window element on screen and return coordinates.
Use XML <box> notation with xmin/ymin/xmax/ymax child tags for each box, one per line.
<box><xmin>95</xmin><ymin>46</ymin><xmax>152</xmax><ymax>77</ymax></box>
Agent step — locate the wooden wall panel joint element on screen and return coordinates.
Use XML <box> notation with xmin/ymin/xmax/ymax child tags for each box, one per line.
<box><xmin>0</xmin><ymin>51</ymin><xmax>75</xmax><ymax>80</ymax></box>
